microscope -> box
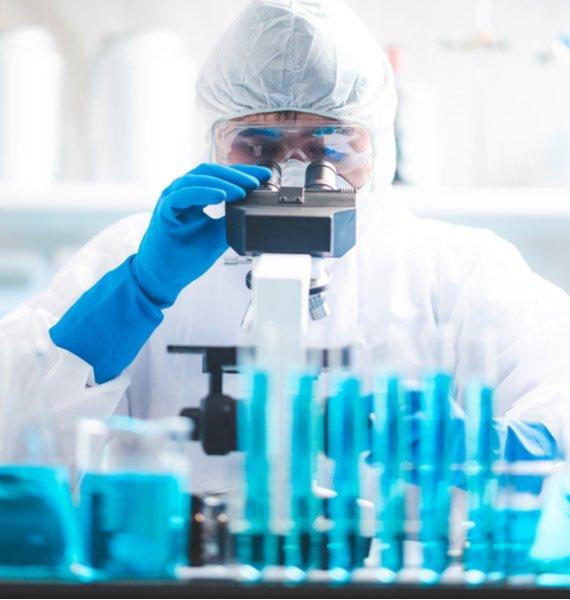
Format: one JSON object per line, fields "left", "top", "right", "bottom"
{"left": 226, "top": 159, "right": 356, "bottom": 325}
{"left": 169, "top": 160, "right": 368, "bottom": 569}
{"left": 169, "top": 163, "right": 518, "bottom": 584}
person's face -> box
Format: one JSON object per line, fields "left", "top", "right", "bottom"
{"left": 214, "top": 111, "right": 373, "bottom": 189}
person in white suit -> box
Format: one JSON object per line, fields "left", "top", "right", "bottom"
{"left": 1, "top": 0, "right": 568, "bottom": 491}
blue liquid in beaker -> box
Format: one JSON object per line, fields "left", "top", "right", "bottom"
{"left": 495, "top": 507, "right": 541, "bottom": 577}
{"left": 531, "top": 471, "right": 570, "bottom": 585}
{"left": 79, "top": 472, "right": 189, "bottom": 578}
{"left": 0, "top": 465, "right": 79, "bottom": 578}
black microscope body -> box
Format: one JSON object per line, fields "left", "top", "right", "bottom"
{"left": 225, "top": 160, "right": 356, "bottom": 258}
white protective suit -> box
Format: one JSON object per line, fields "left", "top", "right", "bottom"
{"left": 2, "top": 0, "right": 570, "bottom": 492}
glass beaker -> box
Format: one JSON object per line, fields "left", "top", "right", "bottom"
{"left": 0, "top": 464, "right": 80, "bottom": 579}
{"left": 529, "top": 464, "right": 570, "bottom": 586}
{"left": 493, "top": 460, "right": 562, "bottom": 582}
{"left": 0, "top": 338, "right": 81, "bottom": 580}
{"left": 76, "top": 416, "right": 192, "bottom": 579}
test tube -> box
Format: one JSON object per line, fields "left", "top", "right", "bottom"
{"left": 370, "top": 371, "right": 406, "bottom": 577}
{"left": 285, "top": 372, "right": 318, "bottom": 576}
{"left": 236, "top": 368, "right": 274, "bottom": 573}
{"left": 407, "top": 327, "right": 454, "bottom": 581}
{"left": 418, "top": 370, "right": 453, "bottom": 581}
{"left": 368, "top": 331, "right": 419, "bottom": 580}
{"left": 326, "top": 354, "right": 367, "bottom": 578}
{"left": 462, "top": 332, "right": 498, "bottom": 583}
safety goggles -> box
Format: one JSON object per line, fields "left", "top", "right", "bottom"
{"left": 213, "top": 119, "right": 372, "bottom": 182}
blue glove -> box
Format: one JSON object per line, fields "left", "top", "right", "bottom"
{"left": 407, "top": 393, "right": 562, "bottom": 487}
{"left": 132, "top": 163, "right": 272, "bottom": 307}
{"left": 50, "top": 163, "right": 271, "bottom": 384}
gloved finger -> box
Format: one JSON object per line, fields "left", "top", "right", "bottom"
{"left": 165, "top": 175, "right": 247, "bottom": 207}
{"left": 164, "top": 187, "right": 229, "bottom": 218}
{"left": 230, "top": 164, "right": 273, "bottom": 182}
{"left": 190, "top": 163, "right": 265, "bottom": 190}
{"left": 186, "top": 212, "right": 228, "bottom": 252}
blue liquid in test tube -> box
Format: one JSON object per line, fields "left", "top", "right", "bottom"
{"left": 371, "top": 374, "right": 406, "bottom": 576}
{"left": 464, "top": 382, "right": 496, "bottom": 582}
{"left": 285, "top": 373, "right": 318, "bottom": 574}
{"left": 418, "top": 371, "right": 452, "bottom": 581}
{"left": 327, "top": 373, "right": 367, "bottom": 577}
{"left": 238, "top": 370, "right": 273, "bottom": 572}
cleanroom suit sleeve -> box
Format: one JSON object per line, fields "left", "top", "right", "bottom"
{"left": 441, "top": 225, "right": 570, "bottom": 457}
{"left": 0, "top": 165, "right": 271, "bottom": 466}
{"left": 0, "top": 214, "right": 149, "bottom": 463}
{"left": 49, "top": 164, "right": 271, "bottom": 385}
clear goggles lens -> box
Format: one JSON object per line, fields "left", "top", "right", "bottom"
{"left": 213, "top": 119, "right": 372, "bottom": 177}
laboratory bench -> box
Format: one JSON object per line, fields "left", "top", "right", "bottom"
{"left": 1, "top": 563, "right": 569, "bottom": 599}
{"left": 1, "top": 579, "right": 570, "bottom": 599}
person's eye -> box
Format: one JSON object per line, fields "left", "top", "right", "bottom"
{"left": 307, "top": 144, "right": 327, "bottom": 161}
{"left": 258, "top": 144, "right": 280, "bottom": 160}
{"left": 234, "top": 138, "right": 281, "bottom": 159}
{"left": 232, "top": 140, "right": 258, "bottom": 157}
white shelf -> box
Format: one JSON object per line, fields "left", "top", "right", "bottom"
{"left": 0, "top": 182, "right": 569, "bottom": 296}
{"left": 393, "top": 185, "right": 570, "bottom": 219}
{"left": 0, "top": 182, "right": 157, "bottom": 212}
{"left": 0, "top": 182, "right": 569, "bottom": 218}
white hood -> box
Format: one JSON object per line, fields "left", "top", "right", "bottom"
{"left": 195, "top": 0, "right": 398, "bottom": 188}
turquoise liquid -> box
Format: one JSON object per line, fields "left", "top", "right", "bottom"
{"left": 495, "top": 508, "right": 541, "bottom": 577}
{"left": 464, "top": 383, "right": 495, "bottom": 579}
{"left": 372, "top": 376, "right": 406, "bottom": 575}
{"left": 531, "top": 471, "right": 570, "bottom": 585}
{"left": 287, "top": 375, "right": 318, "bottom": 572}
{"left": 79, "top": 472, "right": 189, "bottom": 578}
{"left": 237, "top": 371, "right": 271, "bottom": 572}
{"left": 466, "top": 507, "right": 541, "bottom": 580}
{"left": 0, "top": 465, "right": 80, "bottom": 578}
{"left": 418, "top": 374, "right": 452, "bottom": 577}
{"left": 327, "top": 375, "right": 365, "bottom": 574}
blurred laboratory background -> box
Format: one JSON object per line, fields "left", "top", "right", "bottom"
{"left": 0, "top": 0, "right": 569, "bottom": 314}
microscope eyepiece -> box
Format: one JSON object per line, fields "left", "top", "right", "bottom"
{"left": 257, "top": 160, "right": 282, "bottom": 191}
{"left": 304, "top": 160, "right": 337, "bottom": 190}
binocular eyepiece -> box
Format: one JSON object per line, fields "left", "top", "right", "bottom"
{"left": 258, "top": 159, "right": 339, "bottom": 191}
{"left": 225, "top": 157, "right": 355, "bottom": 259}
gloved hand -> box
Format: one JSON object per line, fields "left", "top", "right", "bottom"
{"left": 50, "top": 163, "right": 271, "bottom": 384}
{"left": 406, "top": 392, "right": 562, "bottom": 488}
{"left": 131, "top": 163, "right": 272, "bottom": 307}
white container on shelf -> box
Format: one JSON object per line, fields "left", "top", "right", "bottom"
{"left": 88, "top": 30, "right": 197, "bottom": 185}
{"left": 0, "top": 27, "right": 64, "bottom": 185}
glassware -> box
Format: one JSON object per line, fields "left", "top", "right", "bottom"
{"left": 76, "top": 415, "right": 191, "bottom": 579}
{"left": 495, "top": 461, "right": 563, "bottom": 582}
{"left": 527, "top": 464, "right": 570, "bottom": 586}
{"left": 0, "top": 339, "right": 81, "bottom": 580}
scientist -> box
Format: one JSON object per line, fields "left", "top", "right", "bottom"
{"left": 1, "top": 0, "right": 569, "bottom": 490}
